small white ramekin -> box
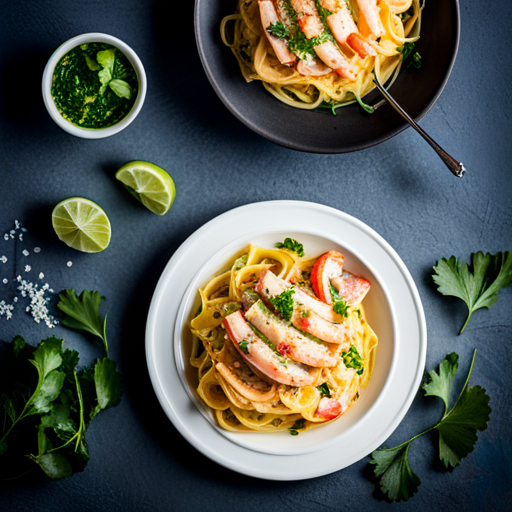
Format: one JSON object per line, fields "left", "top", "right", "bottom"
{"left": 42, "top": 33, "right": 147, "bottom": 139}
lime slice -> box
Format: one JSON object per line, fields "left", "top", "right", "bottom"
{"left": 52, "top": 197, "right": 111, "bottom": 253}
{"left": 115, "top": 161, "right": 176, "bottom": 216}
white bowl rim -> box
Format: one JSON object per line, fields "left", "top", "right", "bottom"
{"left": 41, "top": 32, "right": 147, "bottom": 139}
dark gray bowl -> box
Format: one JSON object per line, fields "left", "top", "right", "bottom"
{"left": 195, "top": 0, "right": 460, "bottom": 153}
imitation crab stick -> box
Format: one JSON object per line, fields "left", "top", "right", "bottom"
{"left": 256, "top": 270, "right": 340, "bottom": 323}
{"left": 316, "top": 397, "right": 343, "bottom": 420}
{"left": 356, "top": 0, "right": 385, "bottom": 38}
{"left": 311, "top": 250, "right": 345, "bottom": 304}
{"left": 331, "top": 271, "right": 371, "bottom": 307}
{"left": 290, "top": 0, "right": 358, "bottom": 80}
{"left": 223, "top": 311, "right": 315, "bottom": 387}
{"left": 321, "top": 0, "right": 377, "bottom": 58}
{"left": 245, "top": 300, "right": 338, "bottom": 367}
{"left": 259, "top": 0, "right": 297, "bottom": 66}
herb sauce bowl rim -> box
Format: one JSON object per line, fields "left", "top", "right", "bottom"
{"left": 41, "top": 32, "right": 147, "bottom": 139}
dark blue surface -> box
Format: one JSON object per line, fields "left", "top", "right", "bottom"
{"left": 1, "top": 0, "right": 511, "bottom": 510}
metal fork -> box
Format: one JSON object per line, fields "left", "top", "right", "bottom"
{"left": 373, "top": 79, "right": 466, "bottom": 178}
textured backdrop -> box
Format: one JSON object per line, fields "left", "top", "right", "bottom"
{"left": 0, "top": 0, "right": 511, "bottom": 511}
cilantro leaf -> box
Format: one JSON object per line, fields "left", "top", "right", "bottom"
{"left": 57, "top": 289, "right": 109, "bottom": 356}
{"left": 91, "top": 358, "right": 122, "bottom": 419}
{"left": 330, "top": 284, "right": 349, "bottom": 317}
{"left": 432, "top": 252, "right": 512, "bottom": 334}
{"left": 276, "top": 238, "right": 305, "bottom": 258}
{"left": 433, "top": 350, "right": 491, "bottom": 468}
{"left": 370, "top": 444, "right": 420, "bottom": 502}
{"left": 422, "top": 352, "right": 459, "bottom": 414}
{"left": 238, "top": 340, "right": 250, "bottom": 355}
{"left": 370, "top": 350, "right": 491, "bottom": 501}
{"left": 270, "top": 289, "right": 295, "bottom": 322}
{"left": 267, "top": 21, "right": 289, "bottom": 39}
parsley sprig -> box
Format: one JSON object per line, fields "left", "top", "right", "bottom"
{"left": 397, "top": 42, "right": 422, "bottom": 69}
{"left": 267, "top": 21, "right": 289, "bottom": 40}
{"left": 275, "top": 237, "right": 305, "bottom": 258}
{"left": 330, "top": 283, "right": 349, "bottom": 317}
{"left": 288, "top": 419, "right": 306, "bottom": 436}
{"left": 270, "top": 289, "right": 296, "bottom": 322}
{"left": 432, "top": 252, "right": 512, "bottom": 334}
{"left": 341, "top": 345, "right": 364, "bottom": 375}
{"left": 370, "top": 351, "right": 491, "bottom": 501}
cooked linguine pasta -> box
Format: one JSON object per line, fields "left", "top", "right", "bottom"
{"left": 220, "top": 0, "right": 423, "bottom": 112}
{"left": 189, "top": 242, "right": 378, "bottom": 434}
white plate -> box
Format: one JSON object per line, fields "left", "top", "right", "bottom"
{"left": 146, "top": 201, "right": 427, "bottom": 480}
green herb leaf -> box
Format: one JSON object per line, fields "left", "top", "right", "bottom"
{"left": 238, "top": 340, "right": 250, "bottom": 355}
{"left": 57, "top": 289, "right": 109, "bottom": 356}
{"left": 109, "top": 79, "right": 132, "bottom": 99}
{"left": 422, "top": 352, "right": 459, "bottom": 415}
{"left": 13, "top": 335, "right": 26, "bottom": 356}
{"left": 432, "top": 252, "right": 512, "bottom": 334}
{"left": 433, "top": 350, "right": 491, "bottom": 468}
{"left": 267, "top": 21, "right": 289, "bottom": 39}
{"left": 91, "top": 358, "right": 123, "bottom": 419}
{"left": 317, "top": 383, "right": 331, "bottom": 398}
{"left": 370, "top": 444, "right": 420, "bottom": 502}
{"left": 84, "top": 54, "right": 100, "bottom": 71}
{"left": 270, "top": 289, "right": 296, "bottom": 322}
{"left": 276, "top": 238, "right": 305, "bottom": 257}
{"left": 397, "top": 43, "right": 422, "bottom": 69}
{"left": 96, "top": 49, "right": 115, "bottom": 70}
{"left": 341, "top": 345, "right": 364, "bottom": 375}
{"left": 288, "top": 419, "right": 306, "bottom": 436}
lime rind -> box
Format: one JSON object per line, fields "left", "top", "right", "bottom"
{"left": 115, "top": 161, "right": 175, "bottom": 216}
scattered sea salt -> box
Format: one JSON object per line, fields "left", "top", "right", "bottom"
{"left": 25, "top": 265, "right": 31, "bottom": 272}
{"left": 0, "top": 300, "right": 14, "bottom": 320}
{"left": 22, "top": 249, "right": 29, "bottom": 257}
{"left": 3, "top": 234, "right": 8, "bottom": 241}
{"left": 34, "top": 247, "right": 41, "bottom": 253}
{"left": 2, "top": 278, "right": 8, "bottom": 284}
{"left": 1, "top": 256, "right": 6, "bottom": 263}
{"left": 17, "top": 276, "right": 58, "bottom": 328}
{"left": 39, "top": 272, "right": 44, "bottom": 279}
{"left": 67, "top": 261, "right": 73, "bottom": 267}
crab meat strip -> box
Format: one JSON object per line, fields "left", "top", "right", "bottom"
{"left": 256, "top": 270, "right": 340, "bottom": 323}
{"left": 291, "top": 306, "right": 350, "bottom": 345}
{"left": 297, "top": 58, "right": 332, "bottom": 76}
{"left": 322, "top": 1, "right": 377, "bottom": 57}
{"left": 311, "top": 250, "right": 345, "bottom": 304}
{"left": 245, "top": 300, "right": 338, "bottom": 367}
{"left": 356, "top": 0, "right": 385, "bottom": 37}
{"left": 259, "top": 0, "right": 297, "bottom": 66}
{"left": 290, "top": 0, "right": 357, "bottom": 80}
{"left": 223, "top": 311, "right": 315, "bottom": 387}
{"left": 331, "top": 271, "right": 371, "bottom": 307}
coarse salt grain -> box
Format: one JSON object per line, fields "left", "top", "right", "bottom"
{"left": 17, "top": 276, "right": 58, "bottom": 328}
{"left": 39, "top": 272, "right": 44, "bottom": 279}
{"left": 0, "top": 300, "right": 14, "bottom": 320}
{"left": 1, "top": 256, "right": 6, "bottom": 263}
{"left": 67, "top": 261, "right": 73, "bottom": 267}
{"left": 34, "top": 247, "right": 41, "bottom": 253}
{"left": 2, "top": 278, "right": 7, "bottom": 284}
{"left": 22, "top": 249, "right": 29, "bottom": 257}
{"left": 25, "top": 265, "right": 31, "bottom": 272}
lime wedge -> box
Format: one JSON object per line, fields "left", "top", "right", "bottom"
{"left": 115, "top": 161, "right": 176, "bottom": 216}
{"left": 52, "top": 197, "right": 111, "bottom": 253}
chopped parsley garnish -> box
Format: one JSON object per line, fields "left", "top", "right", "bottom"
{"left": 397, "top": 42, "right": 422, "bottom": 69}
{"left": 270, "top": 289, "right": 295, "bottom": 322}
{"left": 275, "top": 237, "right": 305, "bottom": 257}
{"left": 288, "top": 419, "right": 306, "bottom": 436}
{"left": 355, "top": 309, "right": 361, "bottom": 318}
{"left": 330, "top": 283, "right": 349, "bottom": 317}
{"left": 317, "top": 383, "right": 331, "bottom": 398}
{"left": 267, "top": 21, "right": 289, "bottom": 40}
{"left": 248, "top": 323, "right": 287, "bottom": 367}
{"left": 432, "top": 252, "right": 512, "bottom": 334}
{"left": 238, "top": 340, "right": 250, "bottom": 354}
{"left": 370, "top": 351, "right": 491, "bottom": 501}
{"left": 301, "top": 309, "right": 311, "bottom": 318}
{"left": 341, "top": 345, "right": 364, "bottom": 375}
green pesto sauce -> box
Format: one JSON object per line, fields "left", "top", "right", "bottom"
{"left": 51, "top": 43, "right": 138, "bottom": 129}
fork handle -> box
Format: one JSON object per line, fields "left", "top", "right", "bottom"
{"left": 373, "top": 80, "right": 466, "bottom": 178}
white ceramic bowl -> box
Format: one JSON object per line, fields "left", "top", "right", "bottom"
{"left": 41, "top": 33, "right": 147, "bottom": 139}
{"left": 146, "top": 201, "right": 427, "bottom": 479}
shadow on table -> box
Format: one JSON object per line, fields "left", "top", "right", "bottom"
{"left": 149, "top": 0, "right": 253, "bottom": 143}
